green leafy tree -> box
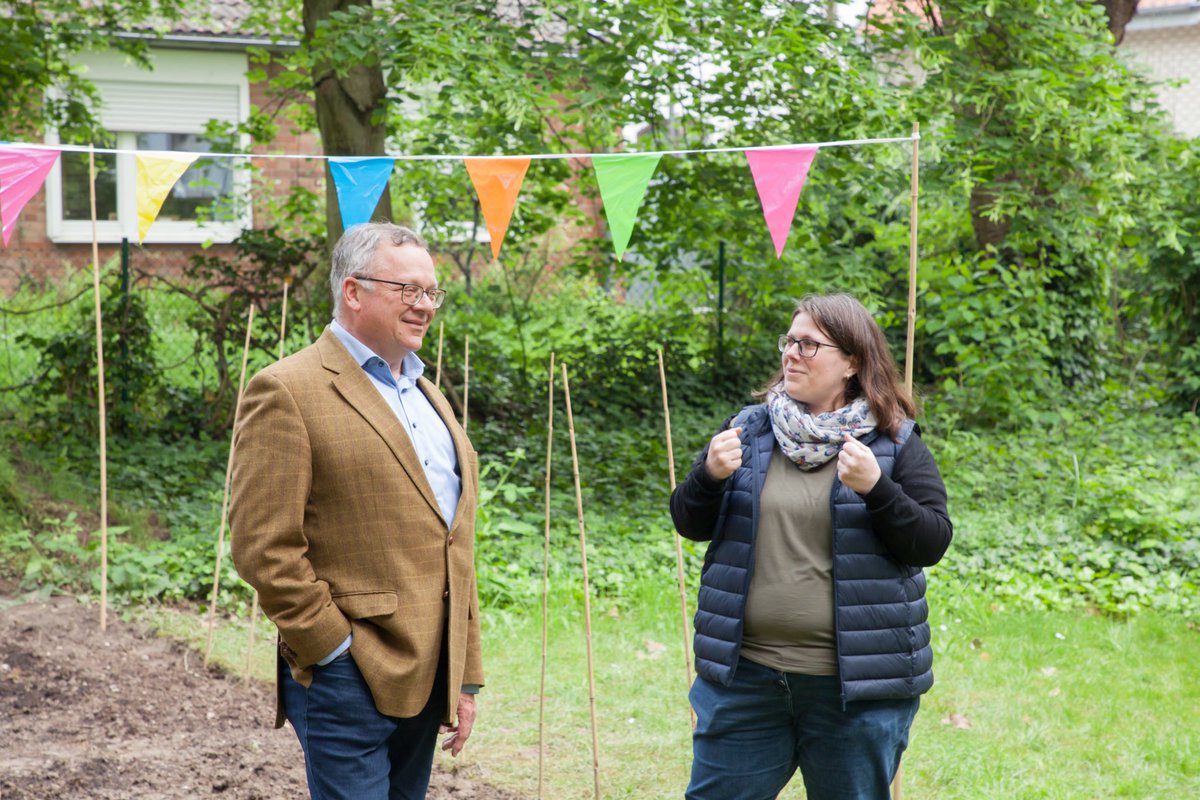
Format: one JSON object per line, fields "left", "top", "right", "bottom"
{"left": 0, "top": 0, "right": 184, "bottom": 140}
{"left": 1115, "top": 136, "right": 1200, "bottom": 414}
{"left": 241, "top": 0, "right": 1195, "bottom": 426}
{"left": 881, "top": 0, "right": 1186, "bottom": 424}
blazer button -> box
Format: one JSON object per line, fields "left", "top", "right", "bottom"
{"left": 443, "top": 590, "right": 449, "bottom": 600}
{"left": 447, "top": 535, "right": 455, "bottom": 545}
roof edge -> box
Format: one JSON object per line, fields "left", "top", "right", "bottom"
{"left": 113, "top": 30, "right": 300, "bottom": 51}
{"left": 1127, "top": 3, "right": 1200, "bottom": 32}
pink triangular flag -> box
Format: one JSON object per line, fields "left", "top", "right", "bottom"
{"left": 745, "top": 147, "right": 818, "bottom": 258}
{"left": 0, "top": 147, "right": 62, "bottom": 246}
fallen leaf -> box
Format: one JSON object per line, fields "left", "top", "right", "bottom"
{"left": 635, "top": 639, "right": 667, "bottom": 660}
{"left": 941, "top": 713, "right": 972, "bottom": 729}
{"left": 979, "top": 651, "right": 991, "bottom": 661}
{"left": 1040, "top": 666, "right": 1057, "bottom": 677}
{"left": 1048, "top": 687, "right": 1062, "bottom": 698}
{"left": 970, "top": 638, "right": 983, "bottom": 649}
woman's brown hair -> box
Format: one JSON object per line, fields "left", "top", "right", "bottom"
{"left": 755, "top": 293, "right": 917, "bottom": 440}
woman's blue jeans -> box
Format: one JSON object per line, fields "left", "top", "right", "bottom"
{"left": 687, "top": 658, "right": 919, "bottom": 800}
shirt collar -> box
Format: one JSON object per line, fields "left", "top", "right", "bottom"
{"left": 330, "top": 319, "right": 426, "bottom": 383}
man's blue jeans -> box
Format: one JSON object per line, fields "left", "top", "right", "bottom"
{"left": 280, "top": 652, "right": 446, "bottom": 800}
{"left": 687, "top": 658, "right": 919, "bottom": 800}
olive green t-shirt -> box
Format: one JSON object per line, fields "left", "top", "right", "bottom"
{"left": 740, "top": 446, "right": 838, "bottom": 676}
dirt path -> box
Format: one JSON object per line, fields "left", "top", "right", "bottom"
{"left": 0, "top": 596, "right": 524, "bottom": 800}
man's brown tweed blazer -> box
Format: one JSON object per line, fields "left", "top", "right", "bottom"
{"left": 230, "top": 328, "right": 482, "bottom": 728}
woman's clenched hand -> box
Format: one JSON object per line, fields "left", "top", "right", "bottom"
{"left": 704, "top": 427, "right": 744, "bottom": 481}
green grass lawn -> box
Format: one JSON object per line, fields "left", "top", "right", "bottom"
{"left": 144, "top": 579, "right": 1200, "bottom": 799}
{"left": 911, "top": 586, "right": 1200, "bottom": 799}
{"left": 449, "top": 581, "right": 1200, "bottom": 799}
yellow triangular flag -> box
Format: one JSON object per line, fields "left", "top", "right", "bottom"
{"left": 135, "top": 153, "right": 198, "bottom": 243}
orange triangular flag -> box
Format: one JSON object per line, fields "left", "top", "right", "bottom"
{"left": 463, "top": 158, "right": 531, "bottom": 259}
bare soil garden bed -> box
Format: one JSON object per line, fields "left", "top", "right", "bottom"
{"left": 0, "top": 595, "right": 522, "bottom": 800}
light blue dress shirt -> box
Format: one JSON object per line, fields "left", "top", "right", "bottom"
{"left": 330, "top": 320, "right": 461, "bottom": 526}
{"left": 319, "top": 320, "right": 463, "bottom": 666}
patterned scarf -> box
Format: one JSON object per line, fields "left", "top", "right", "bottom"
{"left": 767, "top": 385, "right": 877, "bottom": 470}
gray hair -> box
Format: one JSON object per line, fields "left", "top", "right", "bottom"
{"left": 330, "top": 223, "right": 428, "bottom": 317}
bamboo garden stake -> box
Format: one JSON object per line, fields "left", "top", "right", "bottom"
{"left": 244, "top": 277, "right": 291, "bottom": 680}
{"left": 278, "top": 277, "right": 291, "bottom": 357}
{"left": 561, "top": 363, "right": 602, "bottom": 800}
{"left": 658, "top": 349, "right": 696, "bottom": 729}
{"left": 904, "top": 121, "right": 920, "bottom": 396}
{"left": 538, "top": 353, "right": 555, "bottom": 799}
{"left": 894, "top": 121, "right": 922, "bottom": 800}
{"left": 88, "top": 145, "right": 110, "bottom": 631}
{"left": 204, "top": 303, "right": 255, "bottom": 665}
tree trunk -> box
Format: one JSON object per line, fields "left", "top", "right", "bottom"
{"left": 303, "top": 0, "right": 393, "bottom": 247}
{"left": 1098, "top": 0, "right": 1139, "bottom": 45}
{"left": 969, "top": 182, "right": 1012, "bottom": 251}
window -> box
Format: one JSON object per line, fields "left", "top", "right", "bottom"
{"left": 45, "top": 48, "right": 251, "bottom": 244}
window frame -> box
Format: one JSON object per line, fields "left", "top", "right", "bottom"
{"left": 44, "top": 47, "right": 253, "bottom": 245}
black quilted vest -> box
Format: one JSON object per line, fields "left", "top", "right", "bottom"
{"left": 692, "top": 404, "right": 933, "bottom": 704}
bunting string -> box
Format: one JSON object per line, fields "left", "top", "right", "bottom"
{"left": 0, "top": 131, "right": 918, "bottom": 260}
{"left": 1, "top": 134, "right": 916, "bottom": 161}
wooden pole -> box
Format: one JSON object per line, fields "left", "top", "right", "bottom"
{"left": 904, "top": 122, "right": 920, "bottom": 396}
{"left": 538, "top": 353, "right": 555, "bottom": 799}
{"left": 658, "top": 349, "right": 696, "bottom": 729}
{"left": 278, "top": 277, "right": 291, "bottom": 355}
{"left": 894, "top": 122, "right": 921, "bottom": 800}
{"left": 462, "top": 334, "right": 470, "bottom": 432}
{"left": 204, "top": 303, "right": 255, "bottom": 665}
{"left": 244, "top": 277, "right": 291, "bottom": 681}
{"left": 88, "top": 145, "right": 110, "bottom": 632}
{"left": 435, "top": 320, "right": 445, "bottom": 389}
{"left": 561, "top": 363, "right": 601, "bottom": 800}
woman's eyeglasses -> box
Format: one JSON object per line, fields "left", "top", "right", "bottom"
{"left": 778, "top": 335, "right": 842, "bottom": 358}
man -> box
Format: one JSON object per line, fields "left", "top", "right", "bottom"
{"left": 230, "top": 222, "right": 482, "bottom": 800}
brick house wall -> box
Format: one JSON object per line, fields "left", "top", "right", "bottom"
{"left": 1122, "top": 1, "right": 1200, "bottom": 138}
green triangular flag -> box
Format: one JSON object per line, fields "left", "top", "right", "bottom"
{"left": 593, "top": 153, "right": 662, "bottom": 260}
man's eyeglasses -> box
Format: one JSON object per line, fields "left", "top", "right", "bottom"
{"left": 778, "top": 335, "right": 842, "bottom": 358}
{"left": 353, "top": 275, "right": 447, "bottom": 308}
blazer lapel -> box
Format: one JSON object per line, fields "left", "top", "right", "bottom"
{"left": 418, "top": 375, "right": 473, "bottom": 531}
{"left": 318, "top": 330, "right": 443, "bottom": 523}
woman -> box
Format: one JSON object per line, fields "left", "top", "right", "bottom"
{"left": 671, "top": 293, "right": 953, "bottom": 800}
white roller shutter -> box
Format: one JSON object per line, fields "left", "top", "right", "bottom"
{"left": 94, "top": 80, "right": 241, "bottom": 132}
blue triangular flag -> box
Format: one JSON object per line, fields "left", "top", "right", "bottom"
{"left": 329, "top": 157, "right": 395, "bottom": 231}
